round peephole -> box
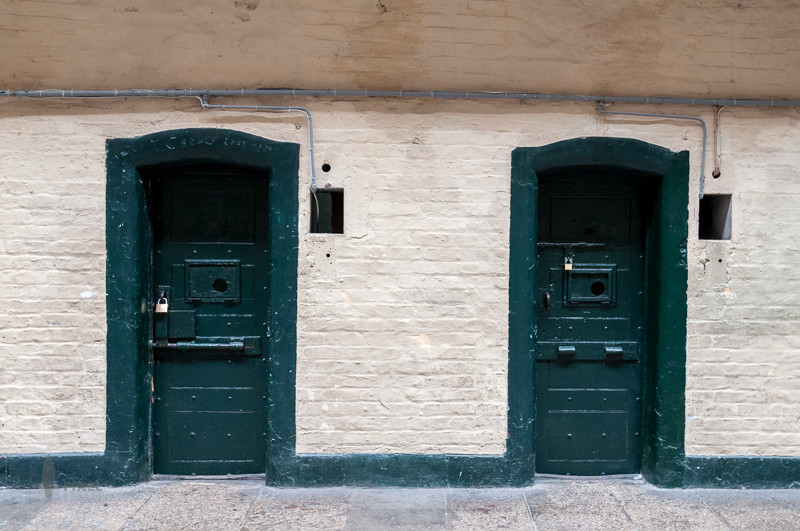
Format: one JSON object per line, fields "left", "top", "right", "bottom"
{"left": 591, "top": 281, "right": 606, "bottom": 296}
{"left": 213, "top": 278, "right": 228, "bottom": 292}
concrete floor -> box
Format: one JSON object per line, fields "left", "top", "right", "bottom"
{"left": 1, "top": 476, "right": 799, "bottom": 530}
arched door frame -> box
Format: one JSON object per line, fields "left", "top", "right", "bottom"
{"left": 105, "top": 128, "right": 300, "bottom": 483}
{"left": 509, "top": 137, "right": 689, "bottom": 486}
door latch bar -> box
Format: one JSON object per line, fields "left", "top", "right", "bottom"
{"left": 149, "top": 336, "right": 260, "bottom": 355}
{"left": 151, "top": 340, "right": 245, "bottom": 351}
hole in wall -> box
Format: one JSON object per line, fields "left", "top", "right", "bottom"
{"left": 212, "top": 278, "right": 229, "bottom": 292}
{"left": 321, "top": 163, "right": 332, "bottom": 173}
{"left": 311, "top": 189, "right": 344, "bottom": 234}
{"left": 699, "top": 194, "right": 732, "bottom": 240}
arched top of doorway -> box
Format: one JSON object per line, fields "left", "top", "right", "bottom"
{"left": 513, "top": 136, "right": 686, "bottom": 179}
{"left": 107, "top": 127, "right": 299, "bottom": 172}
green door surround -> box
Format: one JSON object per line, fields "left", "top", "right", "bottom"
{"left": 510, "top": 137, "right": 690, "bottom": 486}
{"left": 4, "top": 131, "right": 798, "bottom": 489}
{"left": 103, "top": 128, "right": 301, "bottom": 485}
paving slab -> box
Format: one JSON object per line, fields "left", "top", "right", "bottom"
{"left": 525, "top": 479, "right": 634, "bottom": 530}
{"left": 0, "top": 489, "right": 51, "bottom": 530}
{"left": 345, "top": 488, "right": 447, "bottom": 531}
{"left": 700, "top": 490, "right": 800, "bottom": 530}
{"left": 607, "top": 481, "right": 728, "bottom": 531}
{"left": 764, "top": 489, "right": 800, "bottom": 515}
{"left": 446, "top": 489, "right": 533, "bottom": 530}
{"left": 4, "top": 477, "right": 800, "bottom": 531}
{"left": 123, "top": 480, "right": 261, "bottom": 531}
{"left": 243, "top": 488, "right": 349, "bottom": 531}
{"left": 19, "top": 484, "right": 162, "bottom": 531}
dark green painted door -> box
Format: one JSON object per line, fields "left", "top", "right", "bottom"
{"left": 536, "top": 174, "right": 648, "bottom": 475}
{"left": 149, "top": 163, "right": 269, "bottom": 475}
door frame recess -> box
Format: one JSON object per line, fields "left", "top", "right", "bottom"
{"left": 105, "top": 128, "right": 299, "bottom": 484}
{"left": 510, "top": 137, "right": 690, "bottom": 487}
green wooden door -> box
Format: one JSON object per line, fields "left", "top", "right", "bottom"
{"left": 536, "top": 174, "right": 648, "bottom": 475}
{"left": 149, "top": 163, "right": 269, "bottom": 475}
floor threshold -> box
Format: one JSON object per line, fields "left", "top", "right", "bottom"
{"left": 535, "top": 473, "right": 644, "bottom": 481}
{"left": 151, "top": 474, "right": 266, "bottom": 481}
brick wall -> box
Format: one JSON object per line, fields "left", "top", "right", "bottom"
{"left": 0, "top": 98, "right": 798, "bottom": 456}
{"left": 0, "top": 119, "right": 108, "bottom": 452}
{"left": 684, "top": 108, "right": 800, "bottom": 455}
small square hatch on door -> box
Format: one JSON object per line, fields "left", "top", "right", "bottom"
{"left": 564, "top": 264, "right": 616, "bottom": 305}
{"left": 185, "top": 260, "right": 241, "bottom": 303}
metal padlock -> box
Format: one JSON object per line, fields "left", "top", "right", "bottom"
{"left": 155, "top": 297, "right": 169, "bottom": 313}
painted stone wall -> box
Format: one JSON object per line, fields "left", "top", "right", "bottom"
{"left": 1, "top": 1, "right": 798, "bottom": 100}
{"left": 0, "top": 98, "right": 798, "bottom": 457}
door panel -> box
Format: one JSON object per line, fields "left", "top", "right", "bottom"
{"left": 149, "top": 164, "right": 269, "bottom": 475}
{"left": 536, "top": 176, "right": 646, "bottom": 475}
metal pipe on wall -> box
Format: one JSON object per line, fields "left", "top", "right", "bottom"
{"left": 597, "top": 103, "right": 709, "bottom": 198}
{"left": 199, "top": 95, "right": 318, "bottom": 191}
{"left": 3, "top": 88, "right": 800, "bottom": 107}
{"left": 3, "top": 87, "right": 800, "bottom": 199}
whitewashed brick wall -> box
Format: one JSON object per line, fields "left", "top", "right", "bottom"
{"left": 685, "top": 108, "right": 800, "bottom": 455}
{"left": 0, "top": 98, "right": 798, "bottom": 456}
